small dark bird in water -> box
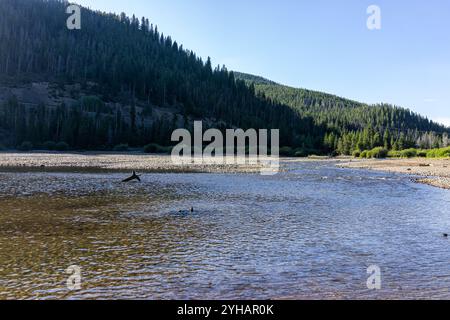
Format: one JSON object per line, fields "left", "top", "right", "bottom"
{"left": 190, "top": 207, "right": 194, "bottom": 212}
{"left": 444, "top": 233, "right": 448, "bottom": 238}
{"left": 122, "top": 171, "right": 141, "bottom": 183}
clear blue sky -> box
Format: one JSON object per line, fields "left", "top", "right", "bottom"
{"left": 74, "top": 0, "right": 450, "bottom": 126}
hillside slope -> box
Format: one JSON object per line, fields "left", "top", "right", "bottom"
{"left": 0, "top": 0, "right": 447, "bottom": 155}
{"left": 235, "top": 72, "right": 449, "bottom": 154}
{"left": 0, "top": 0, "right": 322, "bottom": 150}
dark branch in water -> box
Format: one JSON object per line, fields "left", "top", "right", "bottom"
{"left": 122, "top": 171, "right": 141, "bottom": 183}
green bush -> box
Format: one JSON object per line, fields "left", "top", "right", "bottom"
{"left": 400, "top": 148, "right": 417, "bottom": 158}
{"left": 17, "top": 141, "right": 33, "bottom": 151}
{"left": 352, "top": 150, "right": 361, "bottom": 158}
{"left": 426, "top": 149, "right": 439, "bottom": 158}
{"left": 427, "top": 146, "right": 450, "bottom": 158}
{"left": 417, "top": 150, "right": 428, "bottom": 157}
{"left": 388, "top": 150, "right": 401, "bottom": 158}
{"left": 55, "top": 141, "right": 69, "bottom": 151}
{"left": 42, "top": 141, "right": 56, "bottom": 150}
{"left": 113, "top": 144, "right": 129, "bottom": 152}
{"left": 388, "top": 149, "right": 418, "bottom": 158}
{"left": 143, "top": 143, "right": 171, "bottom": 154}
{"left": 368, "top": 147, "right": 388, "bottom": 159}
{"left": 438, "top": 146, "right": 450, "bottom": 157}
{"left": 359, "top": 147, "right": 388, "bottom": 159}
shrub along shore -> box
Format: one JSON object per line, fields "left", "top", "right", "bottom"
{"left": 3, "top": 140, "right": 450, "bottom": 161}
{"left": 353, "top": 146, "right": 450, "bottom": 159}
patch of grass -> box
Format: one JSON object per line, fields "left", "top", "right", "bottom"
{"left": 368, "top": 147, "right": 388, "bottom": 159}
{"left": 387, "top": 150, "right": 401, "bottom": 158}
{"left": 387, "top": 148, "right": 417, "bottom": 158}
{"left": 360, "top": 147, "right": 388, "bottom": 159}
{"left": 427, "top": 146, "right": 450, "bottom": 158}
{"left": 400, "top": 148, "right": 417, "bottom": 158}
{"left": 439, "top": 147, "right": 450, "bottom": 157}
{"left": 386, "top": 147, "right": 449, "bottom": 158}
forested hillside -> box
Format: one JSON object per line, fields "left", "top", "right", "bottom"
{"left": 0, "top": 0, "right": 323, "bottom": 150}
{"left": 235, "top": 73, "right": 450, "bottom": 155}
{"left": 0, "top": 0, "right": 448, "bottom": 155}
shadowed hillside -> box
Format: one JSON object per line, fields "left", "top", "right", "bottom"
{"left": 0, "top": 0, "right": 323, "bottom": 150}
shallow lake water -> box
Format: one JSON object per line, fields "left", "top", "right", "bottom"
{"left": 1, "top": 161, "right": 450, "bottom": 299}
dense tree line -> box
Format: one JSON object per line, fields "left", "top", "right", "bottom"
{"left": 0, "top": 0, "right": 323, "bottom": 150}
{"left": 235, "top": 73, "right": 450, "bottom": 155}
{"left": 0, "top": 0, "right": 447, "bottom": 154}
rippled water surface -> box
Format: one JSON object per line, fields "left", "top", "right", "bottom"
{"left": 1, "top": 161, "right": 450, "bottom": 299}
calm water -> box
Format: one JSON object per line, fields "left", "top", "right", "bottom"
{"left": 1, "top": 161, "right": 450, "bottom": 300}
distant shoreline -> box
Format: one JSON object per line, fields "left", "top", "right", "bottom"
{"left": 0, "top": 152, "right": 266, "bottom": 174}
{"left": 339, "top": 158, "right": 450, "bottom": 190}
{"left": 1, "top": 152, "right": 449, "bottom": 190}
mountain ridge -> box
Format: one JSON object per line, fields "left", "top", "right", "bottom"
{"left": 235, "top": 71, "right": 444, "bottom": 117}
{"left": 234, "top": 72, "right": 364, "bottom": 107}
{"left": 234, "top": 72, "right": 449, "bottom": 154}
{"left": 0, "top": 0, "right": 448, "bottom": 155}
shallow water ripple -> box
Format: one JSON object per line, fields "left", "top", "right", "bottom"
{"left": 1, "top": 161, "right": 450, "bottom": 299}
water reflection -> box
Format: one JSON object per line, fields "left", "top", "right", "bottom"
{"left": 0, "top": 162, "right": 450, "bottom": 299}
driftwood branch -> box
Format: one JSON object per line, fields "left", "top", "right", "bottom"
{"left": 122, "top": 171, "right": 141, "bottom": 182}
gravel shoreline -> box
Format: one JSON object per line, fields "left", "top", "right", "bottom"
{"left": 2, "top": 153, "right": 449, "bottom": 189}
{"left": 0, "top": 152, "right": 270, "bottom": 174}
{"left": 339, "top": 158, "right": 450, "bottom": 190}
